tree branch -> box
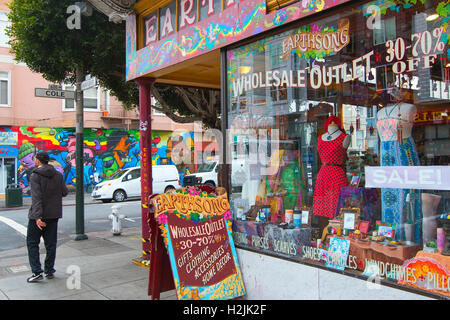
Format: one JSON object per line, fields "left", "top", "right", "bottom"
{"left": 151, "top": 85, "right": 203, "bottom": 123}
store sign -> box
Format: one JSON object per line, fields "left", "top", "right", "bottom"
{"left": 144, "top": 0, "right": 235, "bottom": 45}
{"left": 385, "top": 27, "right": 445, "bottom": 75}
{"left": 231, "top": 50, "right": 373, "bottom": 97}
{"left": 0, "top": 132, "right": 18, "bottom": 145}
{"left": 399, "top": 257, "right": 450, "bottom": 295}
{"left": 282, "top": 18, "right": 350, "bottom": 54}
{"left": 414, "top": 109, "right": 449, "bottom": 125}
{"left": 364, "top": 166, "right": 450, "bottom": 190}
{"left": 128, "top": 0, "right": 353, "bottom": 80}
{"left": 152, "top": 187, "right": 245, "bottom": 300}
{"left": 0, "top": 146, "right": 17, "bottom": 156}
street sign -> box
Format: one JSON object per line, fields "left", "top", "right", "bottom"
{"left": 34, "top": 88, "right": 76, "bottom": 99}
{"left": 81, "top": 76, "right": 98, "bottom": 91}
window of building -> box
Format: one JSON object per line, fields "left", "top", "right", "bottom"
{"left": 103, "top": 89, "right": 110, "bottom": 111}
{"left": 62, "top": 85, "right": 100, "bottom": 111}
{"left": 226, "top": 0, "right": 450, "bottom": 299}
{"left": 374, "top": 17, "right": 396, "bottom": 45}
{"left": 0, "top": 12, "right": 10, "bottom": 48}
{"left": 0, "top": 71, "right": 10, "bottom": 106}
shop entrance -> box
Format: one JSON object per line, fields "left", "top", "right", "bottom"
{"left": 0, "top": 158, "right": 17, "bottom": 193}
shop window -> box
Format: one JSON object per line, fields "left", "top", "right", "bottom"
{"left": 227, "top": 0, "right": 450, "bottom": 299}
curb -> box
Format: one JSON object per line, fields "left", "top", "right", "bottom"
{"left": 0, "top": 200, "right": 100, "bottom": 211}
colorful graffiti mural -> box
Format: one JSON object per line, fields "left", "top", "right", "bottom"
{"left": 0, "top": 126, "right": 195, "bottom": 193}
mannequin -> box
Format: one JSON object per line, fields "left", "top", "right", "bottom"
{"left": 323, "top": 120, "right": 351, "bottom": 148}
{"left": 376, "top": 87, "right": 421, "bottom": 243}
{"left": 313, "top": 116, "right": 349, "bottom": 232}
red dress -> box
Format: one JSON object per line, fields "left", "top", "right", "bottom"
{"left": 312, "top": 133, "right": 348, "bottom": 218}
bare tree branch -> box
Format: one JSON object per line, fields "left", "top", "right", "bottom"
{"left": 151, "top": 85, "right": 203, "bottom": 123}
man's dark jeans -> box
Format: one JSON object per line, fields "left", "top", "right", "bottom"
{"left": 27, "top": 219, "right": 58, "bottom": 275}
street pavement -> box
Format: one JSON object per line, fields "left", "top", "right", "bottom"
{"left": 0, "top": 193, "right": 177, "bottom": 300}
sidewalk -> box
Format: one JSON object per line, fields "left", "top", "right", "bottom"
{"left": 0, "top": 227, "right": 177, "bottom": 300}
{"left": 0, "top": 192, "right": 98, "bottom": 211}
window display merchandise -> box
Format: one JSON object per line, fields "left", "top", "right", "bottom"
{"left": 227, "top": 0, "right": 450, "bottom": 298}
{"left": 312, "top": 115, "right": 350, "bottom": 231}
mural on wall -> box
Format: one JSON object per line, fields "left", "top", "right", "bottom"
{"left": 151, "top": 130, "right": 195, "bottom": 183}
{"left": 0, "top": 126, "right": 195, "bottom": 193}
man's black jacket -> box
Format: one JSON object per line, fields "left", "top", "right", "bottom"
{"left": 28, "top": 164, "right": 68, "bottom": 220}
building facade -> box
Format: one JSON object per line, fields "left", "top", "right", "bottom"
{"left": 0, "top": 0, "right": 200, "bottom": 195}
{"left": 122, "top": 0, "right": 450, "bottom": 299}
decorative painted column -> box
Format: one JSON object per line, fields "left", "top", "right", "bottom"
{"left": 135, "top": 77, "right": 154, "bottom": 261}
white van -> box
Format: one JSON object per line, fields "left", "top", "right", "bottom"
{"left": 182, "top": 161, "right": 218, "bottom": 187}
{"left": 91, "top": 165, "right": 180, "bottom": 202}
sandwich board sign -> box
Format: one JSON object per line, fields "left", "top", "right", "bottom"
{"left": 152, "top": 186, "right": 246, "bottom": 300}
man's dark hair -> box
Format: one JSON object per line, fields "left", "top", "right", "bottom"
{"left": 35, "top": 151, "right": 50, "bottom": 164}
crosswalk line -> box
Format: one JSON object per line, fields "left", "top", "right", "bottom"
{"left": 0, "top": 216, "right": 27, "bottom": 237}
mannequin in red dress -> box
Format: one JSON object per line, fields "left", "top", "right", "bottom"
{"left": 312, "top": 116, "right": 350, "bottom": 232}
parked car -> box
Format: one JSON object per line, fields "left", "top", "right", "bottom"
{"left": 91, "top": 165, "right": 180, "bottom": 202}
{"left": 183, "top": 161, "right": 218, "bottom": 187}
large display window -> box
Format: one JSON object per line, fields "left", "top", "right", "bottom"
{"left": 226, "top": 0, "right": 450, "bottom": 298}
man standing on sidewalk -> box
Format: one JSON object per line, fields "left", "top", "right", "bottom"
{"left": 26, "top": 151, "right": 68, "bottom": 283}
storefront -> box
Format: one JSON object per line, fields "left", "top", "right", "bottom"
{"left": 128, "top": 0, "right": 450, "bottom": 299}
{"left": 226, "top": 0, "right": 450, "bottom": 299}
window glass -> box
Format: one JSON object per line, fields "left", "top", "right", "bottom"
{"left": 0, "top": 71, "right": 9, "bottom": 105}
{"left": 159, "top": 1, "right": 176, "bottom": 39}
{"left": 64, "top": 85, "right": 99, "bottom": 110}
{"left": 0, "top": 12, "right": 10, "bottom": 47}
{"left": 199, "top": 0, "right": 222, "bottom": 21}
{"left": 0, "top": 79, "right": 8, "bottom": 105}
{"left": 227, "top": 0, "right": 450, "bottom": 298}
{"left": 178, "top": 0, "right": 197, "bottom": 30}
{"left": 124, "top": 169, "right": 140, "bottom": 181}
{"left": 197, "top": 162, "right": 217, "bottom": 172}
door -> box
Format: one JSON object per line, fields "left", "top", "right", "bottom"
{"left": 0, "top": 158, "right": 16, "bottom": 193}
{"left": 120, "top": 168, "right": 141, "bottom": 197}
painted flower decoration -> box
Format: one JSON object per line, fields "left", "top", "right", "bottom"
{"left": 157, "top": 213, "right": 168, "bottom": 225}
{"left": 224, "top": 210, "right": 232, "bottom": 220}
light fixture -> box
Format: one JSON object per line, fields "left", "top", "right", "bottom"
{"left": 426, "top": 13, "right": 439, "bottom": 21}
{"left": 425, "top": 0, "right": 439, "bottom": 21}
{"left": 240, "top": 66, "right": 251, "bottom": 74}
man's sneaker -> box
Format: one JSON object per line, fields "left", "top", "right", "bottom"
{"left": 27, "top": 273, "right": 43, "bottom": 283}
{"left": 45, "top": 273, "right": 54, "bottom": 279}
